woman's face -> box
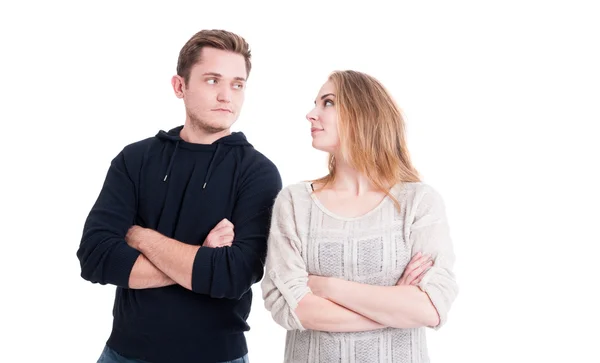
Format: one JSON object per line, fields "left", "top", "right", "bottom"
{"left": 306, "top": 80, "right": 340, "bottom": 153}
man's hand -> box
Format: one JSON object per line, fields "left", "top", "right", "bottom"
{"left": 125, "top": 225, "right": 155, "bottom": 250}
{"left": 203, "top": 218, "right": 235, "bottom": 248}
{"left": 396, "top": 252, "right": 433, "bottom": 286}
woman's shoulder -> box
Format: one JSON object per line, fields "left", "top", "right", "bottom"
{"left": 277, "top": 181, "right": 312, "bottom": 198}
{"left": 393, "top": 181, "right": 444, "bottom": 201}
{"left": 273, "top": 181, "right": 313, "bottom": 208}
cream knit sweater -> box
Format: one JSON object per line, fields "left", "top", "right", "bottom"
{"left": 261, "top": 181, "right": 458, "bottom": 363}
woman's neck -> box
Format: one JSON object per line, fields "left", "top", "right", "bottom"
{"left": 322, "top": 158, "right": 376, "bottom": 196}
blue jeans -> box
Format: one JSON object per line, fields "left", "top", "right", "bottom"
{"left": 97, "top": 345, "right": 249, "bottom": 363}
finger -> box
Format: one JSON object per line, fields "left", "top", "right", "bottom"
{"left": 214, "top": 224, "right": 235, "bottom": 235}
{"left": 219, "top": 234, "right": 234, "bottom": 244}
{"left": 206, "top": 238, "right": 231, "bottom": 247}
{"left": 410, "top": 259, "right": 433, "bottom": 276}
{"left": 408, "top": 252, "right": 429, "bottom": 267}
{"left": 206, "top": 231, "right": 218, "bottom": 242}
{"left": 409, "top": 252, "right": 422, "bottom": 263}
{"left": 404, "top": 261, "right": 429, "bottom": 285}
{"left": 413, "top": 262, "right": 434, "bottom": 284}
{"left": 206, "top": 231, "right": 226, "bottom": 245}
{"left": 400, "top": 253, "right": 428, "bottom": 280}
{"left": 208, "top": 228, "right": 234, "bottom": 243}
{"left": 411, "top": 255, "right": 432, "bottom": 273}
{"left": 219, "top": 218, "right": 234, "bottom": 228}
{"left": 210, "top": 233, "right": 233, "bottom": 245}
{"left": 220, "top": 226, "right": 234, "bottom": 235}
{"left": 211, "top": 219, "right": 230, "bottom": 231}
{"left": 414, "top": 253, "right": 431, "bottom": 266}
{"left": 211, "top": 230, "right": 234, "bottom": 242}
{"left": 412, "top": 273, "right": 425, "bottom": 285}
{"left": 408, "top": 260, "right": 434, "bottom": 281}
{"left": 125, "top": 225, "right": 137, "bottom": 237}
{"left": 404, "top": 254, "right": 430, "bottom": 276}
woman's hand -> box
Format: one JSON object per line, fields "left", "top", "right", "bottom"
{"left": 396, "top": 252, "right": 433, "bottom": 286}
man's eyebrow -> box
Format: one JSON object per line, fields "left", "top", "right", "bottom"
{"left": 202, "top": 72, "right": 246, "bottom": 82}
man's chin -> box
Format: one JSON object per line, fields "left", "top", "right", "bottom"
{"left": 207, "top": 122, "right": 233, "bottom": 133}
{"left": 191, "top": 120, "right": 234, "bottom": 134}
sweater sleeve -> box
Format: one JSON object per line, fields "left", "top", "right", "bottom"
{"left": 191, "top": 160, "right": 282, "bottom": 299}
{"left": 411, "top": 186, "right": 459, "bottom": 330}
{"left": 260, "top": 188, "right": 311, "bottom": 331}
{"left": 76, "top": 149, "right": 142, "bottom": 288}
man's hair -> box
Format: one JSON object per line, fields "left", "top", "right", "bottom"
{"left": 176, "top": 29, "right": 251, "bottom": 84}
{"left": 313, "top": 70, "right": 420, "bottom": 210}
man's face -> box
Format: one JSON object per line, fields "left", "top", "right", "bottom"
{"left": 174, "top": 47, "right": 247, "bottom": 133}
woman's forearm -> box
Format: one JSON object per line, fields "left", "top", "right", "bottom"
{"left": 295, "top": 293, "right": 386, "bottom": 332}
{"left": 321, "top": 278, "right": 440, "bottom": 329}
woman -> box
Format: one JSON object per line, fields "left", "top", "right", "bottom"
{"left": 261, "top": 70, "right": 458, "bottom": 362}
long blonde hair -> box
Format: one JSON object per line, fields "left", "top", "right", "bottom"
{"left": 312, "top": 70, "right": 420, "bottom": 210}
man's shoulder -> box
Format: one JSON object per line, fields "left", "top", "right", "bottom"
{"left": 240, "top": 146, "right": 277, "bottom": 168}
{"left": 119, "top": 135, "right": 168, "bottom": 165}
{"left": 121, "top": 136, "right": 160, "bottom": 157}
{"left": 238, "top": 146, "right": 281, "bottom": 182}
{"left": 234, "top": 148, "right": 282, "bottom": 204}
{"left": 112, "top": 136, "right": 163, "bottom": 174}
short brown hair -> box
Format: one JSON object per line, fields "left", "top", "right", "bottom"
{"left": 176, "top": 29, "right": 251, "bottom": 84}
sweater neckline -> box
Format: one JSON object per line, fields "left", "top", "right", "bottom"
{"left": 304, "top": 182, "right": 396, "bottom": 221}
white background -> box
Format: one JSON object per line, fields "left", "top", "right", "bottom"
{"left": 1, "top": 1, "right": 599, "bottom": 362}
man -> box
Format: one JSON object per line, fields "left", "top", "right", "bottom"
{"left": 77, "top": 29, "right": 282, "bottom": 363}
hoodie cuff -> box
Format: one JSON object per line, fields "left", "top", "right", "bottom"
{"left": 191, "top": 246, "right": 214, "bottom": 295}
{"left": 107, "top": 243, "right": 141, "bottom": 288}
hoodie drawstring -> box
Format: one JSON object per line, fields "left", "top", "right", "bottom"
{"left": 158, "top": 128, "right": 246, "bottom": 186}
{"left": 202, "top": 144, "right": 221, "bottom": 189}
{"left": 163, "top": 141, "right": 180, "bottom": 182}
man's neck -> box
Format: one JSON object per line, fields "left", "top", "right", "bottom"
{"left": 180, "top": 124, "right": 231, "bottom": 145}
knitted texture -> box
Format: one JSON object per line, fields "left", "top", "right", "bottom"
{"left": 261, "top": 182, "right": 458, "bottom": 363}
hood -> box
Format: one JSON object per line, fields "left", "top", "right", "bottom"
{"left": 155, "top": 125, "right": 251, "bottom": 187}
{"left": 156, "top": 125, "right": 250, "bottom": 146}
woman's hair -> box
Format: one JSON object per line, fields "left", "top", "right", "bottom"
{"left": 312, "top": 70, "right": 420, "bottom": 210}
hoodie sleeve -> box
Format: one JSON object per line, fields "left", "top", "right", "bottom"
{"left": 76, "top": 147, "right": 142, "bottom": 288}
{"left": 191, "top": 158, "right": 282, "bottom": 299}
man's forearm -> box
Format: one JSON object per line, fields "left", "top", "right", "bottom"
{"left": 128, "top": 254, "right": 176, "bottom": 289}
{"left": 323, "top": 278, "right": 440, "bottom": 329}
{"left": 295, "top": 293, "right": 386, "bottom": 332}
{"left": 137, "top": 232, "right": 199, "bottom": 291}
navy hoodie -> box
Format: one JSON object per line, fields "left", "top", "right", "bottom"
{"left": 77, "top": 126, "right": 282, "bottom": 363}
